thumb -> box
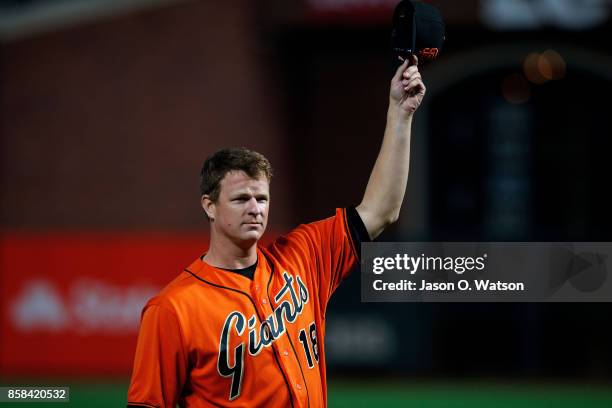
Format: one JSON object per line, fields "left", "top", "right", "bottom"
{"left": 392, "top": 57, "right": 409, "bottom": 82}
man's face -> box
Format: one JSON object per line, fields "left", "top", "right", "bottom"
{"left": 203, "top": 170, "right": 270, "bottom": 248}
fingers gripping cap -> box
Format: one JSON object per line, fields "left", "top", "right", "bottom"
{"left": 390, "top": 0, "right": 445, "bottom": 71}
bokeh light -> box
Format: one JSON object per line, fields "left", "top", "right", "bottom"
{"left": 539, "top": 49, "right": 566, "bottom": 80}
{"left": 523, "top": 52, "right": 548, "bottom": 84}
{"left": 523, "top": 50, "right": 566, "bottom": 84}
{"left": 502, "top": 73, "right": 531, "bottom": 104}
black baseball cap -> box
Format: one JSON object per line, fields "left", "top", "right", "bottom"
{"left": 390, "top": 0, "right": 445, "bottom": 71}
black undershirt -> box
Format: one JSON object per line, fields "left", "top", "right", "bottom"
{"left": 220, "top": 260, "right": 258, "bottom": 280}
{"left": 220, "top": 207, "right": 370, "bottom": 281}
{"left": 345, "top": 206, "right": 371, "bottom": 259}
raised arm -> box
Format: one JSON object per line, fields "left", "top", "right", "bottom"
{"left": 356, "top": 56, "right": 426, "bottom": 240}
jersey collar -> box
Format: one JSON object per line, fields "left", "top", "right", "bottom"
{"left": 186, "top": 247, "right": 271, "bottom": 295}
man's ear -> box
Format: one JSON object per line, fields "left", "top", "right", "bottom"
{"left": 201, "top": 195, "right": 215, "bottom": 221}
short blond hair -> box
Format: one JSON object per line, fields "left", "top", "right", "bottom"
{"left": 200, "top": 148, "right": 273, "bottom": 202}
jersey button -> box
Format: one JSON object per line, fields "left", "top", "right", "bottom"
{"left": 262, "top": 298, "right": 267, "bottom": 305}
{"left": 296, "top": 383, "right": 302, "bottom": 391}
{"left": 283, "top": 350, "right": 289, "bottom": 356}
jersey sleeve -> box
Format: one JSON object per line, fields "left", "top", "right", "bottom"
{"left": 127, "top": 302, "right": 188, "bottom": 408}
{"left": 270, "top": 208, "right": 368, "bottom": 312}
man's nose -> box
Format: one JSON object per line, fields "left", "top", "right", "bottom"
{"left": 246, "top": 197, "right": 261, "bottom": 214}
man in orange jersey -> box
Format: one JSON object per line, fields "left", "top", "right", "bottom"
{"left": 127, "top": 56, "right": 425, "bottom": 408}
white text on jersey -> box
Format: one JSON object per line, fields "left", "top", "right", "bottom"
{"left": 217, "top": 272, "right": 309, "bottom": 400}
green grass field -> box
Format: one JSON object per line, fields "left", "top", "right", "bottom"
{"left": 2, "top": 379, "right": 612, "bottom": 407}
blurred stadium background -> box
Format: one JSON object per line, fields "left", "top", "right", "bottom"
{"left": 1, "top": 0, "right": 612, "bottom": 406}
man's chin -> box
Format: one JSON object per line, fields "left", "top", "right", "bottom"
{"left": 240, "top": 230, "right": 264, "bottom": 243}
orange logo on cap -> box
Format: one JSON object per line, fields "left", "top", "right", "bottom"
{"left": 418, "top": 48, "right": 439, "bottom": 60}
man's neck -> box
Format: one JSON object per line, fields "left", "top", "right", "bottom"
{"left": 202, "top": 238, "right": 258, "bottom": 269}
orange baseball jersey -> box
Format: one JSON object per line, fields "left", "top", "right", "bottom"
{"left": 127, "top": 208, "right": 368, "bottom": 408}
